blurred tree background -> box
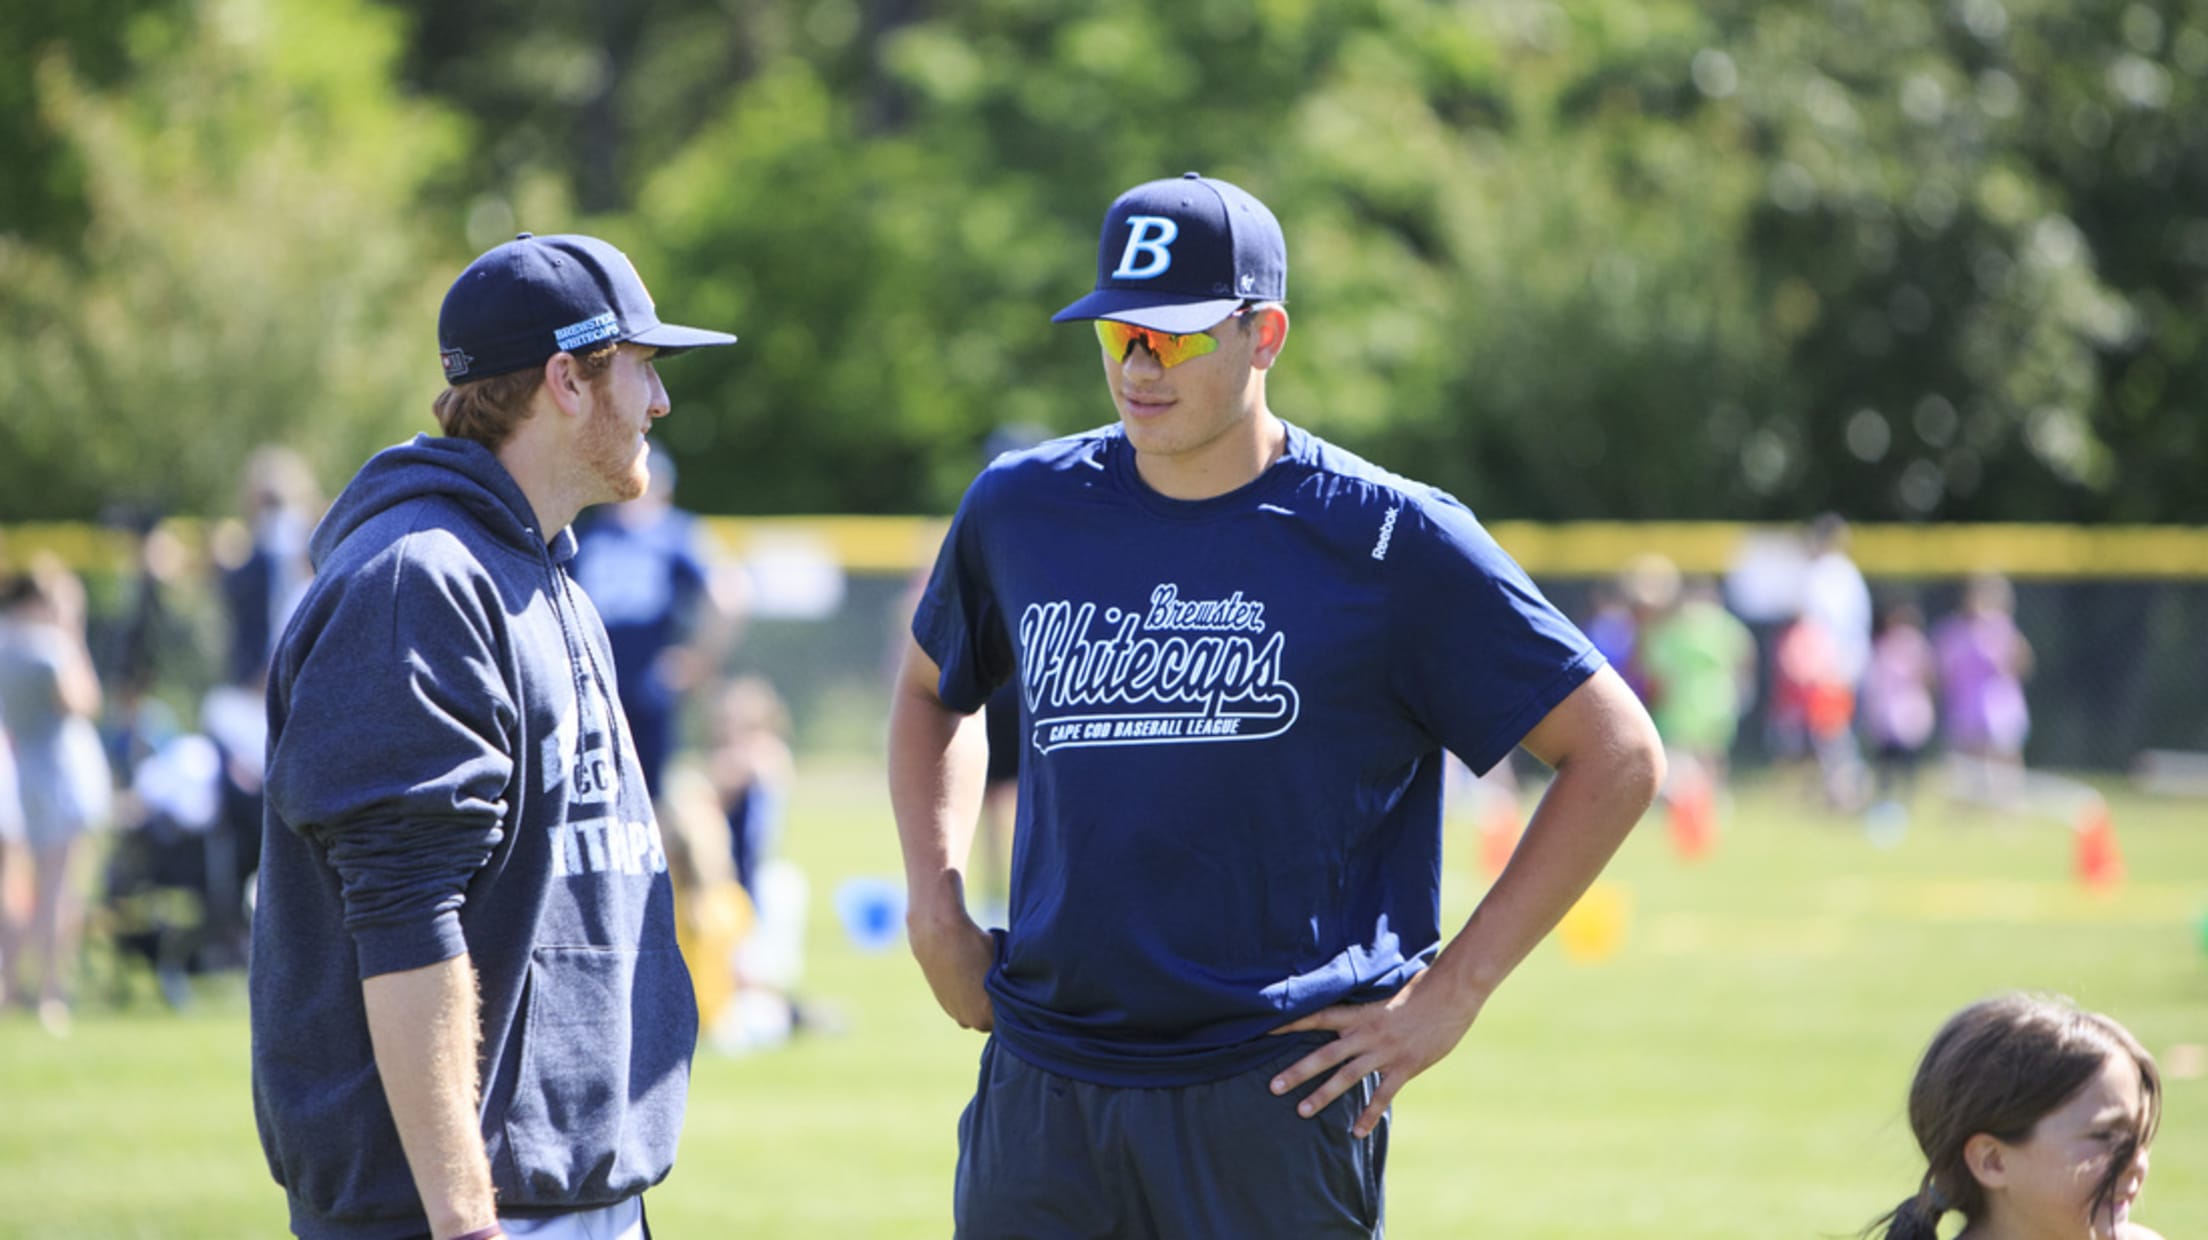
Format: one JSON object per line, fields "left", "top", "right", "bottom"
{"left": 2, "top": 0, "right": 2203, "bottom": 523}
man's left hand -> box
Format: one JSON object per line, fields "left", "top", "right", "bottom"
{"left": 1266, "top": 971, "right": 1484, "bottom": 1139}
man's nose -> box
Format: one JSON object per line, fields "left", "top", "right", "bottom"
{"left": 1119, "top": 341, "right": 1165, "bottom": 379}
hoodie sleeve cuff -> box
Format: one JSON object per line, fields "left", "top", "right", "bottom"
{"left": 353, "top": 908, "right": 472, "bottom": 980}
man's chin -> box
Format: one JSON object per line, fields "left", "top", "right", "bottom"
{"left": 611, "top": 468, "right": 649, "bottom": 504}
{"left": 586, "top": 467, "right": 648, "bottom": 509}
{"left": 604, "top": 444, "right": 651, "bottom": 503}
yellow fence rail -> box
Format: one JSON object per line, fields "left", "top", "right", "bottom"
{"left": 5, "top": 517, "right": 2207, "bottom": 580}
{"left": 685, "top": 518, "right": 2208, "bottom": 580}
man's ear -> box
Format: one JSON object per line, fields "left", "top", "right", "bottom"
{"left": 1250, "top": 305, "right": 1290, "bottom": 371}
{"left": 1963, "top": 1133, "right": 2009, "bottom": 1190}
{"left": 541, "top": 351, "right": 589, "bottom": 418}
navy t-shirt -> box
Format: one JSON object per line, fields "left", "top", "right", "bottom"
{"left": 914, "top": 422, "right": 1602, "bottom": 1087}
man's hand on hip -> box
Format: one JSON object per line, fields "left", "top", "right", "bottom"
{"left": 1266, "top": 968, "right": 1485, "bottom": 1139}
{"left": 907, "top": 898, "right": 997, "bottom": 1032}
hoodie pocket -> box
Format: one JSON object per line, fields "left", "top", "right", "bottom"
{"left": 499, "top": 944, "right": 697, "bottom": 1202}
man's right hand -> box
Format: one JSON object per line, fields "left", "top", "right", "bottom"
{"left": 907, "top": 895, "right": 997, "bottom": 1031}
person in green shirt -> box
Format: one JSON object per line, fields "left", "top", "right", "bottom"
{"left": 1637, "top": 574, "right": 1756, "bottom": 781}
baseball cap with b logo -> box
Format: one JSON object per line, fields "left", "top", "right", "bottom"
{"left": 438, "top": 232, "right": 737, "bottom": 384}
{"left": 1052, "top": 172, "right": 1287, "bottom": 335}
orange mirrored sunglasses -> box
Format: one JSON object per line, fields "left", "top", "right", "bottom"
{"left": 1093, "top": 307, "right": 1250, "bottom": 369}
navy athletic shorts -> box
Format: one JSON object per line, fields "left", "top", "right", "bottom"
{"left": 953, "top": 1036, "right": 1387, "bottom": 1238}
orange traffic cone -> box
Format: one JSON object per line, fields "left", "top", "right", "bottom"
{"left": 1667, "top": 762, "right": 1717, "bottom": 862}
{"left": 1479, "top": 798, "right": 1522, "bottom": 878}
{"left": 2073, "top": 799, "right": 2124, "bottom": 892}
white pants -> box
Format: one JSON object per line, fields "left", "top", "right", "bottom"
{"left": 502, "top": 1196, "right": 645, "bottom": 1240}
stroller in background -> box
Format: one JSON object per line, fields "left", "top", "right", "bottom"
{"left": 98, "top": 688, "right": 262, "bottom": 1007}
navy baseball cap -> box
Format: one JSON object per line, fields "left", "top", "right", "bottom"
{"left": 1052, "top": 172, "right": 1287, "bottom": 334}
{"left": 438, "top": 232, "right": 736, "bottom": 384}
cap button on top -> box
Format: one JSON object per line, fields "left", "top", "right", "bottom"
{"left": 1182, "top": 171, "right": 1201, "bottom": 179}
{"left": 515, "top": 231, "right": 534, "bottom": 240}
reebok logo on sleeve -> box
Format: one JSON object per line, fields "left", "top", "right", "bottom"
{"left": 1371, "top": 507, "right": 1399, "bottom": 561}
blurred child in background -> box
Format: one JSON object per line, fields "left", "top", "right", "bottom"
{"left": 1801, "top": 513, "right": 1873, "bottom": 701}
{"left": 1632, "top": 564, "right": 1754, "bottom": 858}
{"left": 1638, "top": 574, "right": 1756, "bottom": 783}
{"left": 1581, "top": 579, "right": 1642, "bottom": 702}
{"left": 1861, "top": 599, "right": 1938, "bottom": 810}
{"left": 1936, "top": 572, "right": 2034, "bottom": 808}
{"left": 1866, "top": 992, "right": 2163, "bottom": 1240}
{"left": 708, "top": 676, "right": 794, "bottom": 904}
{"left": 1771, "top": 606, "right": 1866, "bottom": 811}
{"left": 0, "top": 621, "right": 21, "bottom": 998}
{"left": 657, "top": 755, "right": 752, "bottom": 1048}
{"left": 1614, "top": 552, "right": 1676, "bottom": 703}
{"left": 0, "top": 555, "right": 114, "bottom": 1035}
{"left": 661, "top": 675, "right": 818, "bottom": 1053}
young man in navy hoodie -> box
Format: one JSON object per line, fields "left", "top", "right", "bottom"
{"left": 889, "top": 174, "right": 1667, "bottom": 1236}
{"left": 251, "top": 233, "right": 734, "bottom": 1240}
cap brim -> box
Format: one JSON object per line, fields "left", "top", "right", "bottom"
{"left": 629, "top": 322, "right": 738, "bottom": 357}
{"left": 1050, "top": 290, "right": 1243, "bottom": 334}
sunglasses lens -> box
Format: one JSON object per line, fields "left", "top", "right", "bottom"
{"left": 1095, "top": 320, "right": 1137, "bottom": 360}
{"left": 1094, "top": 320, "right": 1220, "bottom": 368}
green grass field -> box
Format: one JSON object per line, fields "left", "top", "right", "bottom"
{"left": 3, "top": 761, "right": 2203, "bottom": 1238}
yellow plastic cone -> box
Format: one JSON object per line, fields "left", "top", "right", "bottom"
{"left": 1557, "top": 881, "right": 1631, "bottom": 964}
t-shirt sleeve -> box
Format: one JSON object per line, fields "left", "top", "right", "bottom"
{"left": 264, "top": 546, "right": 517, "bottom": 979}
{"left": 1386, "top": 492, "right": 1604, "bottom": 775}
{"left": 910, "top": 474, "right": 1015, "bottom": 715}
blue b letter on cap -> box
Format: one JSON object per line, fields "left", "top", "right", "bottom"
{"left": 1113, "top": 216, "right": 1178, "bottom": 280}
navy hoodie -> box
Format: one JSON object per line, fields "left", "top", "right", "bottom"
{"left": 250, "top": 436, "right": 697, "bottom": 1240}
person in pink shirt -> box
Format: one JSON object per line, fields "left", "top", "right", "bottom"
{"left": 1862, "top": 600, "right": 1937, "bottom": 806}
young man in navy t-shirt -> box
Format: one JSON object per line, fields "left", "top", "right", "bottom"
{"left": 889, "top": 173, "right": 1666, "bottom": 1237}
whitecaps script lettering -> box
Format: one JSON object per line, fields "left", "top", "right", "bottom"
{"left": 1018, "top": 583, "right": 1301, "bottom": 753}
